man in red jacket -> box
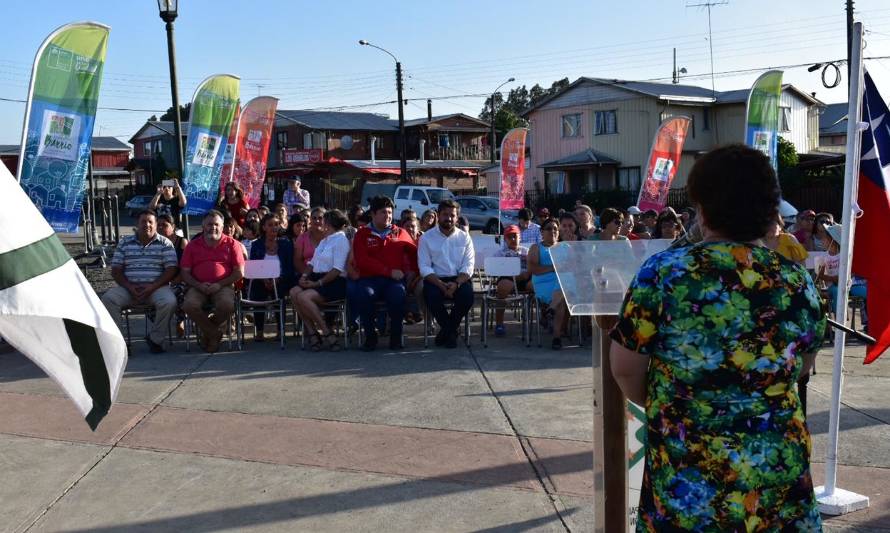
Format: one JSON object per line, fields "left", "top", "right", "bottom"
{"left": 349, "top": 195, "right": 418, "bottom": 351}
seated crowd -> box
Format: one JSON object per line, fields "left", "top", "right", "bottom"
{"left": 102, "top": 187, "right": 860, "bottom": 354}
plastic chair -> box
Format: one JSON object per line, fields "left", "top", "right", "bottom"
{"left": 236, "top": 259, "right": 286, "bottom": 350}
{"left": 480, "top": 256, "right": 530, "bottom": 347}
{"left": 121, "top": 303, "right": 174, "bottom": 349}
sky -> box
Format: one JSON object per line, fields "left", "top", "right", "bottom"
{"left": 1, "top": 0, "right": 889, "bottom": 145}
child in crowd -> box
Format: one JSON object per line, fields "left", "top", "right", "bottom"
{"left": 491, "top": 225, "right": 530, "bottom": 337}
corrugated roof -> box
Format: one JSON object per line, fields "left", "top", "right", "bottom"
{"left": 539, "top": 149, "right": 620, "bottom": 168}
{"left": 403, "top": 113, "right": 490, "bottom": 128}
{"left": 277, "top": 110, "right": 398, "bottom": 131}
{"left": 820, "top": 102, "right": 848, "bottom": 135}
{"left": 0, "top": 137, "right": 131, "bottom": 154}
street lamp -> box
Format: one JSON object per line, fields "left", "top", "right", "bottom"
{"left": 490, "top": 77, "right": 515, "bottom": 164}
{"left": 157, "top": 0, "right": 188, "bottom": 236}
{"left": 359, "top": 40, "right": 408, "bottom": 182}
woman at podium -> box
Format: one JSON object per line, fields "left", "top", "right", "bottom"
{"left": 609, "top": 144, "right": 826, "bottom": 531}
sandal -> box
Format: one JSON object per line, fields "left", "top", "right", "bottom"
{"left": 324, "top": 332, "right": 342, "bottom": 352}
{"left": 309, "top": 332, "right": 324, "bottom": 352}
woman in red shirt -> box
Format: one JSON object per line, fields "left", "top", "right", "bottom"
{"left": 218, "top": 182, "right": 249, "bottom": 227}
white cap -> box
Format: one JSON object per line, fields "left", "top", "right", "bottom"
{"left": 627, "top": 206, "right": 642, "bottom": 215}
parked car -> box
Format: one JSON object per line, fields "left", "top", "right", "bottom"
{"left": 393, "top": 186, "right": 455, "bottom": 217}
{"left": 455, "top": 195, "right": 519, "bottom": 234}
{"left": 125, "top": 195, "right": 154, "bottom": 217}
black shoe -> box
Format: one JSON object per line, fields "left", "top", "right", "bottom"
{"left": 434, "top": 329, "right": 447, "bottom": 347}
{"left": 362, "top": 330, "right": 378, "bottom": 352}
{"left": 444, "top": 332, "right": 458, "bottom": 349}
{"left": 145, "top": 337, "right": 165, "bottom": 354}
{"left": 389, "top": 339, "right": 404, "bottom": 350}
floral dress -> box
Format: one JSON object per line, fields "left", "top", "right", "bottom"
{"left": 611, "top": 242, "right": 826, "bottom": 532}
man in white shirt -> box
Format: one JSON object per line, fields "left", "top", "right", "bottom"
{"left": 417, "top": 199, "right": 475, "bottom": 349}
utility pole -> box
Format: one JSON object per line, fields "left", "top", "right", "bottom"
{"left": 396, "top": 61, "right": 408, "bottom": 182}
{"left": 847, "top": 0, "right": 854, "bottom": 94}
{"left": 687, "top": 1, "right": 728, "bottom": 96}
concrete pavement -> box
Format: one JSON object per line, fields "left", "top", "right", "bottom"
{"left": 1, "top": 319, "right": 888, "bottom": 532}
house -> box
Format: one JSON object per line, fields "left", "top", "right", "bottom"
{"left": 404, "top": 113, "right": 491, "bottom": 161}
{"left": 128, "top": 120, "right": 190, "bottom": 187}
{"left": 819, "top": 102, "right": 848, "bottom": 153}
{"left": 0, "top": 136, "right": 132, "bottom": 193}
{"left": 520, "top": 77, "right": 824, "bottom": 196}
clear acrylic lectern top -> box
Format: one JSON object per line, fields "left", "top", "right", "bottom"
{"left": 548, "top": 239, "right": 673, "bottom": 316}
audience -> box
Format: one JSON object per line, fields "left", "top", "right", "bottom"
{"left": 180, "top": 210, "right": 245, "bottom": 353}
{"left": 574, "top": 204, "right": 597, "bottom": 239}
{"left": 419, "top": 209, "right": 437, "bottom": 232}
{"left": 102, "top": 210, "right": 179, "bottom": 354}
{"left": 349, "top": 196, "right": 417, "bottom": 351}
{"left": 418, "top": 199, "right": 475, "bottom": 349}
{"left": 653, "top": 209, "right": 684, "bottom": 240}
{"left": 527, "top": 218, "right": 564, "bottom": 350}
{"left": 289, "top": 210, "right": 350, "bottom": 352}
{"left": 492, "top": 225, "right": 530, "bottom": 337}
{"left": 592, "top": 208, "right": 628, "bottom": 241}
{"left": 249, "top": 214, "right": 296, "bottom": 342}
{"left": 149, "top": 178, "right": 187, "bottom": 230}
{"left": 764, "top": 215, "right": 808, "bottom": 264}
{"left": 282, "top": 177, "right": 310, "bottom": 213}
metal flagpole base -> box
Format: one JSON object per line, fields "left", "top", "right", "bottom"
{"left": 815, "top": 486, "right": 869, "bottom": 515}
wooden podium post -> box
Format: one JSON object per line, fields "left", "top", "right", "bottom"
{"left": 592, "top": 315, "right": 628, "bottom": 532}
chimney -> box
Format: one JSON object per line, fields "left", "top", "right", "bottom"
{"left": 419, "top": 139, "right": 426, "bottom": 165}
{"left": 370, "top": 136, "right": 377, "bottom": 165}
{"left": 427, "top": 99, "right": 432, "bottom": 122}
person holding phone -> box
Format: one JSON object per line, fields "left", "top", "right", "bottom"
{"left": 150, "top": 177, "right": 187, "bottom": 229}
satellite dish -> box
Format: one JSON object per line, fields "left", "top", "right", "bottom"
{"left": 340, "top": 135, "right": 354, "bottom": 150}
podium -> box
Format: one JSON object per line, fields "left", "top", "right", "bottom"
{"left": 549, "top": 239, "right": 672, "bottom": 532}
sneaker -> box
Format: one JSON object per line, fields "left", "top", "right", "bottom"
{"left": 444, "top": 333, "right": 458, "bottom": 349}
{"left": 494, "top": 325, "right": 506, "bottom": 337}
{"left": 145, "top": 337, "right": 165, "bottom": 354}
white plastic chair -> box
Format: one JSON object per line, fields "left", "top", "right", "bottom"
{"left": 236, "top": 259, "right": 286, "bottom": 350}
{"left": 480, "top": 256, "right": 530, "bottom": 346}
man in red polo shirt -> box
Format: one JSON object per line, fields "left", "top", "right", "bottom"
{"left": 349, "top": 195, "right": 417, "bottom": 351}
{"left": 180, "top": 210, "right": 245, "bottom": 352}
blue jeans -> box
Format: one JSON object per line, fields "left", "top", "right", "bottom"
{"left": 348, "top": 277, "right": 406, "bottom": 340}
{"left": 423, "top": 278, "right": 473, "bottom": 336}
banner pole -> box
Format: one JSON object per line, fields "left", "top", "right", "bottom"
{"left": 815, "top": 21, "right": 869, "bottom": 516}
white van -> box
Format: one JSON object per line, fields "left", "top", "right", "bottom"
{"left": 392, "top": 186, "right": 455, "bottom": 216}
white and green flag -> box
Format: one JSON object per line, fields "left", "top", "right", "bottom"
{"left": 0, "top": 163, "right": 126, "bottom": 430}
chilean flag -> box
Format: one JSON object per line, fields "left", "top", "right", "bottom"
{"left": 854, "top": 72, "right": 890, "bottom": 364}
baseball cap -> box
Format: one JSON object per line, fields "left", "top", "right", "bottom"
{"left": 504, "top": 224, "right": 521, "bottom": 237}
{"left": 826, "top": 224, "right": 843, "bottom": 245}
{"left": 627, "top": 206, "right": 642, "bottom": 215}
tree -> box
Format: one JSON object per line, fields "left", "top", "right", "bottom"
{"left": 159, "top": 103, "right": 190, "bottom": 122}
{"left": 777, "top": 136, "right": 802, "bottom": 190}
{"left": 478, "top": 77, "right": 571, "bottom": 144}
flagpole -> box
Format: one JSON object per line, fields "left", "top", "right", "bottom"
{"left": 814, "top": 20, "right": 870, "bottom": 516}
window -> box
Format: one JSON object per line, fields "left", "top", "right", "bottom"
{"left": 617, "top": 167, "right": 642, "bottom": 191}
{"left": 780, "top": 106, "right": 792, "bottom": 132}
{"left": 276, "top": 131, "right": 288, "bottom": 149}
{"left": 594, "top": 110, "right": 618, "bottom": 135}
{"left": 396, "top": 188, "right": 410, "bottom": 200}
{"left": 411, "top": 189, "right": 426, "bottom": 201}
{"left": 304, "top": 132, "right": 325, "bottom": 149}
{"left": 153, "top": 140, "right": 162, "bottom": 154}
{"left": 561, "top": 113, "right": 582, "bottom": 138}
{"left": 143, "top": 141, "right": 151, "bottom": 156}
{"left": 702, "top": 107, "right": 710, "bottom": 131}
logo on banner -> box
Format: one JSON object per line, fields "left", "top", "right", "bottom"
{"left": 222, "top": 143, "right": 235, "bottom": 164}
{"left": 248, "top": 129, "right": 262, "bottom": 143}
{"left": 652, "top": 157, "right": 673, "bottom": 182}
{"left": 38, "top": 110, "right": 80, "bottom": 161}
{"left": 193, "top": 133, "right": 222, "bottom": 166}
{"left": 753, "top": 130, "right": 772, "bottom": 157}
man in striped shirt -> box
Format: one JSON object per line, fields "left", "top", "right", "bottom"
{"left": 101, "top": 209, "right": 179, "bottom": 353}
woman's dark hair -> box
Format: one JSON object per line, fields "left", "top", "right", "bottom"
{"left": 686, "top": 144, "right": 780, "bottom": 242}
{"left": 558, "top": 212, "right": 580, "bottom": 241}
{"left": 243, "top": 219, "right": 260, "bottom": 238}
{"left": 224, "top": 181, "right": 244, "bottom": 200}
{"left": 653, "top": 210, "right": 684, "bottom": 239}
{"left": 287, "top": 213, "right": 308, "bottom": 236}
{"left": 347, "top": 204, "right": 364, "bottom": 226}
{"left": 259, "top": 213, "right": 279, "bottom": 233}
{"left": 323, "top": 209, "right": 349, "bottom": 230}
{"left": 599, "top": 208, "right": 622, "bottom": 228}
{"left": 156, "top": 213, "right": 174, "bottom": 226}
{"left": 541, "top": 218, "right": 559, "bottom": 232}
{"left": 438, "top": 198, "right": 460, "bottom": 212}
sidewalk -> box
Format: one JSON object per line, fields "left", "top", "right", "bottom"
{"left": 1, "top": 323, "right": 888, "bottom": 532}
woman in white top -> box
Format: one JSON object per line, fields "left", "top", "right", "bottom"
{"left": 289, "top": 209, "right": 350, "bottom": 351}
